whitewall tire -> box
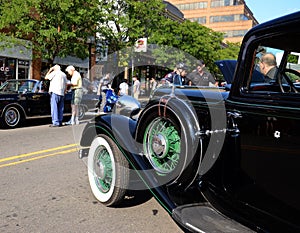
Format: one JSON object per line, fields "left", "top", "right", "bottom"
{"left": 87, "top": 134, "right": 129, "bottom": 206}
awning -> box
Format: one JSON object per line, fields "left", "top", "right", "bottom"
{"left": 0, "top": 39, "right": 32, "bottom": 60}
{"left": 54, "top": 56, "right": 89, "bottom": 69}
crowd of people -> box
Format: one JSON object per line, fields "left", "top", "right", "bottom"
{"left": 92, "top": 59, "right": 220, "bottom": 115}
{"left": 162, "top": 60, "right": 219, "bottom": 87}
{"left": 45, "top": 54, "right": 281, "bottom": 127}
{"left": 45, "top": 58, "right": 221, "bottom": 128}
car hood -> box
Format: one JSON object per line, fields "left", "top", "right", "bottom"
{"left": 215, "top": 59, "right": 265, "bottom": 84}
{"left": 215, "top": 60, "right": 237, "bottom": 84}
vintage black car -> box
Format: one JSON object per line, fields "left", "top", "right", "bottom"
{"left": 79, "top": 11, "right": 300, "bottom": 233}
{"left": 0, "top": 79, "right": 98, "bottom": 128}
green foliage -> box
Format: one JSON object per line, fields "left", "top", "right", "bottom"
{"left": 218, "top": 42, "right": 241, "bottom": 60}
{"left": 286, "top": 72, "right": 300, "bottom": 82}
{"left": 0, "top": 0, "right": 239, "bottom": 74}
{"left": 97, "top": 0, "right": 166, "bottom": 52}
{"left": 212, "top": 41, "right": 240, "bottom": 78}
{"left": 287, "top": 54, "right": 299, "bottom": 64}
{"left": 0, "top": 0, "right": 101, "bottom": 64}
{"left": 150, "top": 19, "right": 226, "bottom": 72}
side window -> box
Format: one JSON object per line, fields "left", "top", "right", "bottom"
{"left": 285, "top": 53, "right": 300, "bottom": 85}
{"left": 41, "top": 80, "right": 50, "bottom": 93}
{"left": 249, "top": 42, "right": 300, "bottom": 94}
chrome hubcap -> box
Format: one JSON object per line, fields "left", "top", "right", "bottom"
{"left": 152, "top": 134, "right": 167, "bottom": 159}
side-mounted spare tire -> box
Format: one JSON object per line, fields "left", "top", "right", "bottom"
{"left": 136, "top": 97, "right": 202, "bottom": 186}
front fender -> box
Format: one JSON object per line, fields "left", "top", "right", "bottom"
{"left": 80, "top": 113, "right": 178, "bottom": 213}
{"left": 80, "top": 114, "right": 141, "bottom": 156}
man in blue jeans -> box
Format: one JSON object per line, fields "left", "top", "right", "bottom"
{"left": 45, "top": 65, "right": 68, "bottom": 127}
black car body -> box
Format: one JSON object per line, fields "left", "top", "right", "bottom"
{"left": 79, "top": 12, "right": 300, "bottom": 233}
{"left": 0, "top": 79, "right": 98, "bottom": 128}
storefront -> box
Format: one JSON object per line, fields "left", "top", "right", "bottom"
{"left": 0, "top": 39, "right": 32, "bottom": 84}
{"left": 50, "top": 55, "right": 89, "bottom": 79}
{"left": 0, "top": 38, "right": 90, "bottom": 84}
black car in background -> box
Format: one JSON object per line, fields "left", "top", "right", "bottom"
{"left": 79, "top": 11, "right": 300, "bottom": 233}
{"left": 0, "top": 79, "right": 98, "bottom": 128}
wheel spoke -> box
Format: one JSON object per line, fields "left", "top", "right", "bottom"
{"left": 94, "top": 147, "right": 113, "bottom": 193}
{"left": 5, "top": 108, "right": 19, "bottom": 126}
{"left": 144, "top": 118, "right": 181, "bottom": 175}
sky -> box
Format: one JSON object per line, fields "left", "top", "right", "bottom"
{"left": 245, "top": 0, "right": 300, "bottom": 23}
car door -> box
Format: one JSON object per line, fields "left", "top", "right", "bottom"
{"left": 224, "top": 34, "right": 300, "bottom": 228}
{"left": 25, "top": 81, "right": 51, "bottom": 116}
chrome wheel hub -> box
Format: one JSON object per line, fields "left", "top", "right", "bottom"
{"left": 152, "top": 134, "right": 167, "bottom": 158}
{"left": 95, "top": 160, "right": 106, "bottom": 180}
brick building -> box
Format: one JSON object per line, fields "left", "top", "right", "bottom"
{"left": 167, "top": 0, "right": 258, "bottom": 43}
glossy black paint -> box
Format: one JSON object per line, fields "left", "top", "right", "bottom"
{"left": 80, "top": 11, "right": 300, "bottom": 233}
{"left": 0, "top": 79, "right": 98, "bottom": 128}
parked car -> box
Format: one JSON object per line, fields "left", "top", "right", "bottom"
{"left": 79, "top": 11, "right": 300, "bottom": 233}
{"left": 0, "top": 79, "right": 98, "bottom": 128}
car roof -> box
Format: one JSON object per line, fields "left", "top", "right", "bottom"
{"left": 243, "top": 11, "right": 300, "bottom": 53}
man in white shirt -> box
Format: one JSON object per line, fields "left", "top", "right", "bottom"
{"left": 132, "top": 76, "right": 140, "bottom": 99}
{"left": 119, "top": 79, "right": 129, "bottom": 96}
{"left": 45, "top": 64, "right": 68, "bottom": 127}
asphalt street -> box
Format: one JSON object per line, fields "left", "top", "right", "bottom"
{"left": 0, "top": 119, "right": 183, "bottom": 233}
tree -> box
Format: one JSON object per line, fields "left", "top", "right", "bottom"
{"left": 218, "top": 42, "right": 241, "bottom": 60}
{"left": 149, "top": 19, "right": 224, "bottom": 72}
{"left": 95, "top": 0, "right": 169, "bottom": 76}
{"left": 97, "top": 0, "right": 166, "bottom": 52}
{"left": 0, "top": 0, "right": 101, "bottom": 64}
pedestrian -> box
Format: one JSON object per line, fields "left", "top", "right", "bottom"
{"left": 65, "top": 65, "right": 83, "bottom": 125}
{"left": 44, "top": 64, "right": 68, "bottom": 127}
{"left": 149, "top": 77, "right": 158, "bottom": 96}
{"left": 132, "top": 76, "right": 140, "bottom": 99}
{"left": 119, "top": 78, "right": 129, "bottom": 96}
{"left": 186, "top": 60, "right": 218, "bottom": 87}
{"left": 96, "top": 73, "right": 111, "bottom": 113}
{"left": 103, "top": 87, "right": 118, "bottom": 112}
{"left": 164, "top": 63, "right": 188, "bottom": 85}
{"left": 165, "top": 66, "right": 177, "bottom": 83}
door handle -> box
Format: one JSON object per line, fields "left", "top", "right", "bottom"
{"left": 227, "top": 111, "right": 242, "bottom": 119}
{"left": 227, "top": 111, "right": 241, "bottom": 136}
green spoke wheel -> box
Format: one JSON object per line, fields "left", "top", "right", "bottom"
{"left": 137, "top": 103, "right": 200, "bottom": 186}
{"left": 88, "top": 134, "right": 129, "bottom": 206}
{"left": 93, "top": 146, "right": 113, "bottom": 193}
{"left": 144, "top": 118, "right": 181, "bottom": 175}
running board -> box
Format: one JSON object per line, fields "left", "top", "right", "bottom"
{"left": 172, "top": 204, "right": 255, "bottom": 233}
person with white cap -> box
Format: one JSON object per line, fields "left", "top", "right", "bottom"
{"left": 45, "top": 64, "right": 68, "bottom": 127}
{"left": 65, "top": 65, "right": 83, "bottom": 125}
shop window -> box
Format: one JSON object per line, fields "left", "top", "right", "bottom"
{"left": 18, "top": 60, "right": 30, "bottom": 79}
{"left": 0, "top": 57, "right": 16, "bottom": 84}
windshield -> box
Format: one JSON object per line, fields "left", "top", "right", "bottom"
{"left": 0, "top": 80, "right": 37, "bottom": 93}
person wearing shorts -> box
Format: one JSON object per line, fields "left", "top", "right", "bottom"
{"left": 65, "top": 65, "right": 83, "bottom": 125}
